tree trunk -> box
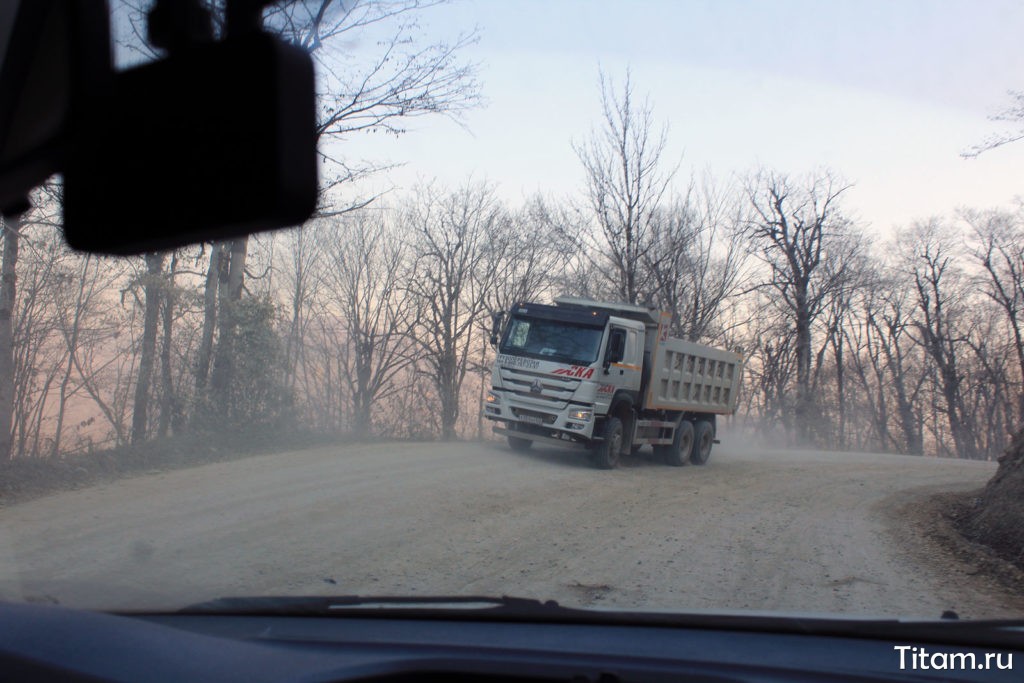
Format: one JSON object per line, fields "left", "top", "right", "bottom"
{"left": 131, "top": 253, "right": 165, "bottom": 444}
{"left": 942, "top": 364, "right": 976, "bottom": 459}
{"left": 834, "top": 330, "right": 846, "bottom": 449}
{"left": 794, "top": 288, "right": 812, "bottom": 443}
{"left": 1010, "top": 314, "right": 1024, "bottom": 422}
{"left": 477, "top": 334, "right": 486, "bottom": 441}
{"left": 894, "top": 373, "right": 922, "bottom": 455}
{"left": 158, "top": 253, "right": 177, "bottom": 437}
{"left": 352, "top": 398, "right": 371, "bottom": 439}
{"left": 194, "top": 243, "right": 223, "bottom": 395}
{"left": 0, "top": 215, "right": 19, "bottom": 458}
{"left": 439, "top": 353, "right": 459, "bottom": 441}
{"left": 53, "top": 256, "right": 94, "bottom": 455}
{"left": 210, "top": 237, "right": 248, "bottom": 419}
{"left": 352, "top": 334, "right": 373, "bottom": 438}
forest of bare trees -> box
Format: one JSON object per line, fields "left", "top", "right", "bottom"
{"left": 0, "top": 2, "right": 1020, "bottom": 463}
{"left": 2, "top": 180, "right": 1021, "bottom": 461}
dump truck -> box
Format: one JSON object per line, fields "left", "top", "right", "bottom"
{"left": 483, "top": 296, "right": 743, "bottom": 469}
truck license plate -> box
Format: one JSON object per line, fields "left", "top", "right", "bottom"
{"left": 520, "top": 415, "right": 544, "bottom": 425}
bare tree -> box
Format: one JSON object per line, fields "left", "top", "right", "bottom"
{"left": 572, "top": 69, "right": 676, "bottom": 304}
{"left": 962, "top": 90, "right": 1024, "bottom": 158}
{"left": 863, "top": 275, "right": 925, "bottom": 454}
{"left": 405, "top": 182, "right": 503, "bottom": 440}
{"left": 644, "top": 179, "right": 747, "bottom": 342}
{"left": 196, "top": 1, "right": 481, "bottom": 423}
{"left": 846, "top": 288, "right": 890, "bottom": 451}
{"left": 813, "top": 284, "right": 855, "bottom": 448}
{"left": 741, "top": 302, "right": 797, "bottom": 441}
{"left": 2, "top": 185, "right": 63, "bottom": 458}
{"left": 485, "top": 197, "right": 561, "bottom": 313}
{"left": 46, "top": 253, "right": 133, "bottom": 453}
{"left": 271, "top": 228, "right": 327, "bottom": 397}
{"left": 131, "top": 252, "right": 166, "bottom": 444}
{"left": 468, "top": 197, "right": 564, "bottom": 438}
{"left": 263, "top": 0, "right": 483, "bottom": 214}
{"left": 742, "top": 169, "right": 858, "bottom": 443}
{"left": 266, "top": 0, "right": 480, "bottom": 138}
{"left": 963, "top": 304, "right": 1016, "bottom": 458}
{"left": 902, "top": 220, "right": 980, "bottom": 459}
{"left": 528, "top": 199, "right": 596, "bottom": 300}
{"left": 157, "top": 252, "right": 182, "bottom": 437}
{"left": 10, "top": 223, "right": 69, "bottom": 457}
{"left": 963, "top": 207, "right": 1024, "bottom": 419}
{"left": 322, "top": 211, "right": 416, "bottom": 437}
{"left": 303, "top": 312, "right": 349, "bottom": 430}
{"left": 193, "top": 243, "right": 223, "bottom": 399}
{"left": 208, "top": 237, "right": 249, "bottom": 420}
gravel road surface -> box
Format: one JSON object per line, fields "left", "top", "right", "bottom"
{"left": 0, "top": 438, "right": 1019, "bottom": 618}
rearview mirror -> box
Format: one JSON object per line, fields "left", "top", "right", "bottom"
{"left": 0, "top": 0, "right": 318, "bottom": 254}
{"left": 63, "top": 24, "right": 317, "bottom": 253}
{"left": 489, "top": 311, "right": 504, "bottom": 347}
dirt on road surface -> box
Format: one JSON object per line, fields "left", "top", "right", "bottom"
{"left": 0, "top": 438, "right": 1020, "bottom": 619}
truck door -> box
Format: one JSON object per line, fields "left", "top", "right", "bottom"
{"left": 604, "top": 325, "right": 643, "bottom": 395}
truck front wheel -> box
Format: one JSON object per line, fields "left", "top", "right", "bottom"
{"left": 590, "top": 417, "right": 623, "bottom": 469}
{"left": 657, "top": 419, "right": 694, "bottom": 467}
{"left": 691, "top": 420, "right": 714, "bottom": 465}
{"left": 507, "top": 435, "right": 533, "bottom": 452}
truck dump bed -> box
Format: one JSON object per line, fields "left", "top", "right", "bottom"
{"left": 645, "top": 337, "right": 742, "bottom": 414}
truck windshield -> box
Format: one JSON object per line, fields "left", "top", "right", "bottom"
{"left": 500, "top": 317, "right": 605, "bottom": 365}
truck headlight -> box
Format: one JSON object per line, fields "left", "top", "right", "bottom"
{"left": 485, "top": 391, "right": 501, "bottom": 405}
{"left": 568, "top": 408, "right": 592, "bottom": 422}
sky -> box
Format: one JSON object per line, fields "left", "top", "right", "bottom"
{"left": 334, "top": 0, "right": 1024, "bottom": 237}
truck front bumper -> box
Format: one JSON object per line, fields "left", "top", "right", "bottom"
{"left": 492, "top": 426, "right": 588, "bottom": 449}
{"left": 483, "top": 397, "right": 597, "bottom": 441}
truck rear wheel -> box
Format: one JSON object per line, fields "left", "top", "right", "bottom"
{"left": 590, "top": 417, "right": 623, "bottom": 469}
{"left": 691, "top": 420, "right": 714, "bottom": 465}
{"left": 657, "top": 419, "right": 694, "bottom": 467}
{"left": 507, "top": 435, "right": 533, "bottom": 452}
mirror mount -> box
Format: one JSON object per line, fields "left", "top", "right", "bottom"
{"left": 603, "top": 328, "right": 625, "bottom": 374}
{"left": 147, "top": 0, "right": 214, "bottom": 53}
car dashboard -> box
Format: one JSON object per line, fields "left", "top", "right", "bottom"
{"left": 1, "top": 601, "right": 1020, "bottom": 683}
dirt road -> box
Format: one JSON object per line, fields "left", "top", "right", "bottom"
{"left": 0, "top": 439, "right": 1019, "bottom": 618}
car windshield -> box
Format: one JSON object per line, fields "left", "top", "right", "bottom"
{"left": 0, "top": 0, "right": 1023, "bottom": 625}
{"left": 500, "top": 317, "right": 604, "bottom": 365}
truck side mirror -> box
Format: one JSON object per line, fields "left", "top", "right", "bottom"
{"left": 489, "top": 311, "right": 504, "bottom": 347}
{"left": 604, "top": 329, "right": 626, "bottom": 371}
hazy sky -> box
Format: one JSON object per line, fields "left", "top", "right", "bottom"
{"left": 336, "top": 0, "right": 1024, "bottom": 235}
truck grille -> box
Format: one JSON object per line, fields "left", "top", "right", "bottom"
{"left": 511, "top": 408, "right": 558, "bottom": 425}
{"left": 499, "top": 367, "right": 579, "bottom": 403}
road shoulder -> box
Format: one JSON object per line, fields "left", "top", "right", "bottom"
{"left": 879, "top": 484, "right": 1024, "bottom": 618}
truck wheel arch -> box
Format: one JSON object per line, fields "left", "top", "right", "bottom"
{"left": 608, "top": 391, "right": 637, "bottom": 420}
{"left": 604, "top": 392, "right": 638, "bottom": 452}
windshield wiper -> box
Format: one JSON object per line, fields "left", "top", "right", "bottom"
{"left": 173, "top": 596, "right": 1024, "bottom": 647}
{"left": 178, "top": 595, "right": 568, "bottom": 618}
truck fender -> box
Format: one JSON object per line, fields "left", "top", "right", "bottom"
{"left": 608, "top": 391, "right": 638, "bottom": 419}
